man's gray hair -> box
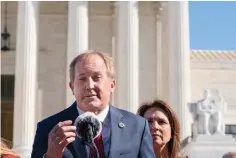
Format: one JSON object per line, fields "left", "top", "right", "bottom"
{"left": 69, "top": 49, "right": 116, "bottom": 82}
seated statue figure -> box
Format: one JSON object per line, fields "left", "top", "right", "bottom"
{"left": 189, "top": 89, "right": 227, "bottom": 137}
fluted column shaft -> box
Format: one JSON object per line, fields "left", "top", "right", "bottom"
{"left": 116, "top": 1, "right": 139, "bottom": 113}
{"left": 66, "top": 1, "right": 88, "bottom": 106}
{"left": 13, "top": 1, "right": 39, "bottom": 157}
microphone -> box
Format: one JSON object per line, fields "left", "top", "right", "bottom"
{"left": 74, "top": 112, "right": 102, "bottom": 158}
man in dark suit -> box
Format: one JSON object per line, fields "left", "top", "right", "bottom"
{"left": 31, "top": 50, "right": 155, "bottom": 158}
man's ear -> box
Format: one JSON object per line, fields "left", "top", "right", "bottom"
{"left": 69, "top": 82, "right": 74, "bottom": 95}
{"left": 110, "top": 79, "right": 116, "bottom": 93}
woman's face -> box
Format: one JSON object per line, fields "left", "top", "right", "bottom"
{"left": 143, "top": 107, "right": 172, "bottom": 147}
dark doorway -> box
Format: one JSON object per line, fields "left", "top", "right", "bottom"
{"left": 1, "top": 75, "right": 14, "bottom": 143}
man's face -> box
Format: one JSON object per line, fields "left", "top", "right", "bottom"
{"left": 69, "top": 54, "right": 116, "bottom": 113}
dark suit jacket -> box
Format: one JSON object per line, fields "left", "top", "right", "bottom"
{"left": 31, "top": 102, "right": 155, "bottom": 158}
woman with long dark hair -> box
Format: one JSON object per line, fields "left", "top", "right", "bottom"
{"left": 137, "top": 99, "right": 180, "bottom": 158}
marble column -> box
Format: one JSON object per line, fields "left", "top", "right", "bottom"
{"left": 154, "top": 2, "right": 163, "bottom": 98}
{"left": 158, "top": 2, "right": 171, "bottom": 103}
{"left": 115, "top": 1, "right": 139, "bottom": 113}
{"left": 66, "top": 1, "right": 88, "bottom": 106}
{"left": 111, "top": 2, "right": 116, "bottom": 106}
{"left": 168, "top": 1, "right": 192, "bottom": 140}
{"left": 13, "top": 1, "right": 39, "bottom": 157}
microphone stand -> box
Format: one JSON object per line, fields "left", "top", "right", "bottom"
{"left": 82, "top": 124, "right": 99, "bottom": 158}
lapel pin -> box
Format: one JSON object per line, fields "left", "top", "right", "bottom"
{"left": 118, "top": 122, "right": 125, "bottom": 128}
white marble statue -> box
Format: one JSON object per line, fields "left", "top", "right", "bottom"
{"left": 188, "top": 89, "right": 227, "bottom": 137}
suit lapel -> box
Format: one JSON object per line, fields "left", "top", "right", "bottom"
{"left": 66, "top": 102, "right": 89, "bottom": 158}
{"left": 108, "top": 106, "right": 124, "bottom": 157}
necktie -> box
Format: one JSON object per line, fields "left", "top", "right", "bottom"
{"left": 89, "top": 133, "right": 105, "bottom": 158}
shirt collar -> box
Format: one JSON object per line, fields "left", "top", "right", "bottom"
{"left": 77, "top": 105, "right": 109, "bottom": 123}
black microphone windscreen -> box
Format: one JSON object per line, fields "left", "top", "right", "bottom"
{"left": 74, "top": 112, "right": 102, "bottom": 141}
